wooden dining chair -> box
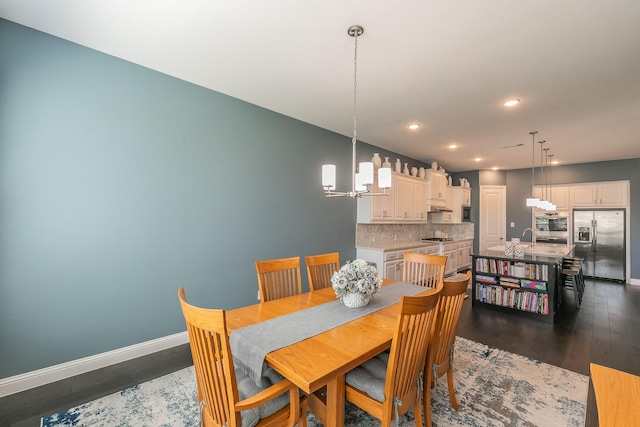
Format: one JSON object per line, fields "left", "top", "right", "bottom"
{"left": 424, "top": 271, "right": 471, "bottom": 427}
{"left": 178, "top": 288, "right": 307, "bottom": 427}
{"left": 402, "top": 252, "right": 447, "bottom": 289}
{"left": 255, "top": 257, "right": 303, "bottom": 303}
{"left": 344, "top": 289, "right": 442, "bottom": 427}
{"left": 305, "top": 252, "right": 340, "bottom": 292}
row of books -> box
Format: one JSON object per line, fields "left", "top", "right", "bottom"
{"left": 475, "top": 258, "right": 548, "bottom": 281}
{"left": 475, "top": 284, "right": 549, "bottom": 314}
{"left": 474, "top": 276, "right": 548, "bottom": 291}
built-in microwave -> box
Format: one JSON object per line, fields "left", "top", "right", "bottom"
{"left": 462, "top": 206, "right": 471, "bottom": 222}
{"left": 535, "top": 215, "right": 568, "bottom": 232}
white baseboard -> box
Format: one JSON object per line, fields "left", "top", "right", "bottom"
{"left": 0, "top": 331, "right": 189, "bottom": 398}
{"left": 629, "top": 277, "right": 640, "bottom": 286}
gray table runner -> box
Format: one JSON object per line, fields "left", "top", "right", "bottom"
{"left": 230, "top": 282, "right": 426, "bottom": 386}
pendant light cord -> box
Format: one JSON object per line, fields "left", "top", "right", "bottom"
{"left": 352, "top": 27, "right": 358, "bottom": 146}
{"left": 529, "top": 131, "right": 537, "bottom": 197}
{"left": 349, "top": 25, "right": 363, "bottom": 194}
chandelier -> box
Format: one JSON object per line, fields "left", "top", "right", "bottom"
{"left": 321, "top": 25, "right": 392, "bottom": 198}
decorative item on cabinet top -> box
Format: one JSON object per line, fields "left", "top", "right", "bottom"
{"left": 372, "top": 153, "right": 382, "bottom": 169}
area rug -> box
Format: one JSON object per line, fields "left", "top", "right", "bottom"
{"left": 41, "top": 337, "right": 588, "bottom": 427}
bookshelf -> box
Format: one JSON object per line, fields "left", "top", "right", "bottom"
{"left": 471, "top": 251, "right": 562, "bottom": 323}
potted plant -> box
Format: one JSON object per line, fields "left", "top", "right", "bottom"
{"left": 331, "top": 259, "right": 382, "bottom": 308}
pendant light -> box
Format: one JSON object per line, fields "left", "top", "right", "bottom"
{"left": 546, "top": 152, "right": 556, "bottom": 211}
{"left": 537, "top": 140, "right": 555, "bottom": 211}
{"left": 321, "top": 25, "right": 391, "bottom": 198}
{"left": 525, "top": 131, "right": 540, "bottom": 207}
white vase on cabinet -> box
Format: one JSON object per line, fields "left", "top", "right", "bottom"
{"left": 372, "top": 153, "right": 382, "bottom": 169}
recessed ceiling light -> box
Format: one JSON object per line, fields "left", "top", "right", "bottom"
{"left": 474, "top": 157, "right": 482, "bottom": 162}
{"left": 492, "top": 167, "right": 499, "bottom": 170}
{"left": 408, "top": 123, "right": 421, "bottom": 130}
{"left": 503, "top": 99, "right": 520, "bottom": 107}
{"left": 448, "top": 144, "right": 458, "bottom": 149}
{"left": 551, "top": 160, "right": 559, "bottom": 165}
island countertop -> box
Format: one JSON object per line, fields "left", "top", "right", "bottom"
{"left": 486, "top": 243, "right": 575, "bottom": 258}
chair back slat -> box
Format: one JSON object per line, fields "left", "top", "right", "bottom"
{"left": 255, "top": 257, "right": 302, "bottom": 302}
{"left": 430, "top": 272, "right": 470, "bottom": 370}
{"left": 386, "top": 290, "right": 441, "bottom": 408}
{"left": 402, "top": 252, "right": 447, "bottom": 289}
{"left": 305, "top": 252, "right": 340, "bottom": 291}
{"left": 178, "top": 288, "right": 239, "bottom": 427}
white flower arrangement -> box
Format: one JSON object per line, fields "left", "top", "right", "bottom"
{"left": 331, "top": 259, "right": 382, "bottom": 303}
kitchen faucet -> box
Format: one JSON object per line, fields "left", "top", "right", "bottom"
{"left": 522, "top": 228, "right": 534, "bottom": 246}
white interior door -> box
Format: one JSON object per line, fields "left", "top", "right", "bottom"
{"left": 480, "top": 185, "right": 506, "bottom": 251}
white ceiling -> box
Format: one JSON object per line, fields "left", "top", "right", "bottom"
{"left": 2, "top": 0, "right": 640, "bottom": 172}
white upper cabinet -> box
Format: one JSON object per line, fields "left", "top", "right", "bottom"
{"left": 357, "top": 173, "right": 395, "bottom": 223}
{"left": 357, "top": 172, "right": 428, "bottom": 224}
{"left": 460, "top": 187, "right": 471, "bottom": 206}
{"left": 426, "top": 170, "right": 447, "bottom": 209}
{"left": 570, "top": 181, "right": 628, "bottom": 207}
{"left": 394, "top": 175, "right": 414, "bottom": 221}
{"left": 412, "top": 180, "right": 428, "bottom": 222}
{"left": 533, "top": 185, "right": 569, "bottom": 211}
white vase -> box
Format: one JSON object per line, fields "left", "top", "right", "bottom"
{"left": 372, "top": 153, "right": 382, "bottom": 169}
{"left": 403, "top": 163, "right": 409, "bottom": 175}
{"left": 505, "top": 241, "right": 514, "bottom": 257}
{"left": 395, "top": 159, "right": 402, "bottom": 172}
{"left": 514, "top": 245, "right": 525, "bottom": 258}
{"left": 342, "top": 293, "right": 370, "bottom": 308}
{"left": 382, "top": 157, "right": 391, "bottom": 168}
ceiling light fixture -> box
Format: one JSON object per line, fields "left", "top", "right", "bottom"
{"left": 526, "top": 131, "right": 541, "bottom": 208}
{"left": 408, "top": 123, "right": 421, "bottom": 130}
{"left": 546, "top": 151, "right": 557, "bottom": 211}
{"left": 474, "top": 157, "right": 482, "bottom": 162}
{"left": 321, "top": 25, "right": 391, "bottom": 198}
{"left": 448, "top": 144, "right": 458, "bottom": 149}
{"left": 537, "top": 140, "right": 555, "bottom": 211}
{"left": 503, "top": 99, "right": 520, "bottom": 107}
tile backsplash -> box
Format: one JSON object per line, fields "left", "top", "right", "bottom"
{"left": 356, "top": 223, "right": 474, "bottom": 247}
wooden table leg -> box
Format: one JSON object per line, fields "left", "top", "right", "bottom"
{"left": 325, "top": 375, "right": 345, "bottom": 427}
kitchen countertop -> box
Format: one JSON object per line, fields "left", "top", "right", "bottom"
{"left": 486, "top": 243, "right": 575, "bottom": 257}
{"left": 473, "top": 250, "right": 563, "bottom": 264}
{"left": 356, "top": 237, "right": 474, "bottom": 251}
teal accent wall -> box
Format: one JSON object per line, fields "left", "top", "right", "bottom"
{"left": 0, "top": 19, "right": 427, "bottom": 378}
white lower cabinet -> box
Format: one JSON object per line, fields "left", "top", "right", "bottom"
{"left": 456, "top": 240, "right": 473, "bottom": 271}
{"left": 384, "top": 259, "right": 403, "bottom": 282}
{"left": 357, "top": 240, "right": 473, "bottom": 281}
{"left": 443, "top": 242, "right": 460, "bottom": 276}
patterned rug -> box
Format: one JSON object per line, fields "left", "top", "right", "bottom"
{"left": 41, "top": 337, "right": 588, "bottom": 427}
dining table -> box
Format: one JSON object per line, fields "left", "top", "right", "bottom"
{"left": 225, "top": 280, "right": 430, "bottom": 427}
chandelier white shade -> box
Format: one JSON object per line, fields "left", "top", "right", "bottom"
{"left": 321, "top": 25, "right": 391, "bottom": 198}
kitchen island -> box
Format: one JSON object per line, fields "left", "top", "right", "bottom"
{"left": 486, "top": 242, "right": 575, "bottom": 257}
{"left": 471, "top": 249, "right": 565, "bottom": 323}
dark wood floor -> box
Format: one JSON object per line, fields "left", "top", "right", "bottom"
{"left": 2, "top": 279, "right": 639, "bottom": 426}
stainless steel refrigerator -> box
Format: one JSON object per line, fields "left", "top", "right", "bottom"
{"left": 573, "top": 209, "right": 626, "bottom": 282}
